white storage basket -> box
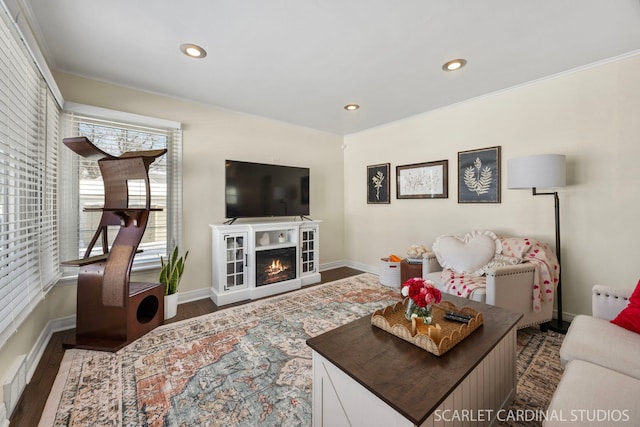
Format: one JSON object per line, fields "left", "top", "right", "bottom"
{"left": 379, "top": 257, "right": 401, "bottom": 288}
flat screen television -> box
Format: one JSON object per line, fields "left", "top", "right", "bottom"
{"left": 225, "top": 160, "right": 310, "bottom": 219}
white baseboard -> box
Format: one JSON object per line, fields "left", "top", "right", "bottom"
{"left": 177, "top": 287, "right": 212, "bottom": 304}
{"left": 318, "top": 259, "right": 379, "bottom": 275}
{"left": 319, "top": 260, "right": 347, "bottom": 271}
{"left": 0, "top": 402, "right": 9, "bottom": 427}
{"left": 342, "top": 260, "right": 377, "bottom": 274}
{"left": 26, "top": 315, "right": 75, "bottom": 383}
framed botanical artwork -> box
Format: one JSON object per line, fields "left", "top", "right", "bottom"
{"left": 367, "top": 163, "right": 390, "bottom": 204}
{"left": 458, "top": 146, "right": 501, "bottom": 203}
{"left": 396, "top": 160, "right": 448, "bottom": 199}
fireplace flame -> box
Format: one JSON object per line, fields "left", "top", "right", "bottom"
{"left": 267, "top": 259, "right": 286, "bottom": 275}
{"left": 257, "top": 250, "right": 295, "bottom": 286}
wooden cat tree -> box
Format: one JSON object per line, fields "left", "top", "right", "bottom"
{"left": 61, "top": 136, "right": 166, "bottom": 351}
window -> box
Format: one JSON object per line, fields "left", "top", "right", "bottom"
{"left": 0, "top": 2, "right": 181, "bottom": 348}
{"left": 0, "top": 5, "right": 60, "bottom": 347}
{"left": 60, "top": 107, "right": 182, "bottom": 274}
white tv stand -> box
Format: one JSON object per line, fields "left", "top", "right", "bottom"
{"left": 210, "top": 220, "right": 321, "bottom": 306}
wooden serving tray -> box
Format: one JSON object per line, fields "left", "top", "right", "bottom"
{"left": 371, "top": 299, "right": 483, "bottom": 356}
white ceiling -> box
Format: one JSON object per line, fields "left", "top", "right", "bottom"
{"left": 22, "top": 0, "right": 640, "bottom": 135}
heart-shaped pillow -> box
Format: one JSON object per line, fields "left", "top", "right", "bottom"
{"left": 432, "top": 230, "right": 502, "bottom": 275}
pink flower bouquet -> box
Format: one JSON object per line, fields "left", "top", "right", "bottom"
{"left": 401, "top": 277, "right": 442, "bottom": 308}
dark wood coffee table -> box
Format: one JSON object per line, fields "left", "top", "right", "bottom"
{"left": 306, "top": 294, "right": 522, "bottom": 426}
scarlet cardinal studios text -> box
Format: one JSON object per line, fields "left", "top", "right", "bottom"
{"left": 433, "top": 408, "right": 630, "bottom": 423}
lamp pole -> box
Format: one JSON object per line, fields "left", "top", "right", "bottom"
{"left": 532, "top": 188, "right": 569, "bottom": 333}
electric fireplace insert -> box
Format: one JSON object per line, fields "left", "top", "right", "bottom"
{"left": 256, "top": 247, "right": 297, "bottom": 286}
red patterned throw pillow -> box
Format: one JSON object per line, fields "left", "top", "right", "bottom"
{"left": 611, "top": 279, "right": 640, "bottom": 334}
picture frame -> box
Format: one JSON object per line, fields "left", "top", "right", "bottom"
{"left": 367, "top": 163, "right": 390, "bottom": 204}
{"left": 396, "top": 160, "right": 448, "bottom": 199}
{"left": 457, "top": 146, "right": 501, "bottom": 203}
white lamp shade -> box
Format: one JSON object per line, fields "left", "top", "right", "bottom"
{"left": 507, "top": 154, "right": 566, "bottom": 189}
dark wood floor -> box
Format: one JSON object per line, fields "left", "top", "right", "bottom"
{"left": 9, "top": 267, "right": 363, "bottom": 426}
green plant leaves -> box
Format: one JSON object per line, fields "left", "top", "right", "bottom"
{"left": 160, "top": 246, "right": 189, "bottom": 296}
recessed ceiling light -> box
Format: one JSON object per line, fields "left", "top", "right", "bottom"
{"left": 442, "top": 58, "right": 467, "bottom": 71}
{"left": 180, "top": 43, "right": 207, "bottom": 59}
{"left": 344, "top": 104, "right": 360, "bottom": 111}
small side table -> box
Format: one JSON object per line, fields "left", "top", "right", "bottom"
{"left": 400, "top": 259, "right": 423, "bottom": 284}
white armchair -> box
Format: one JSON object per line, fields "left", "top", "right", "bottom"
{"left": 421, "top": 231, "right": 559, "bottom": 330}
{"left": 423, "top": 252, "right": 552, "bottom": 329}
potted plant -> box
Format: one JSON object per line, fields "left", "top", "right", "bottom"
{"left": 160, "top": 246, "right": 189, "bottom": 319}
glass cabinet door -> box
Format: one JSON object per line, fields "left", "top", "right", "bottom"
{"left": 224, "top": 233, "right": 247, "bottom": 291}
{"left": 300, "top": 228, "right": 316, "bottom": 274}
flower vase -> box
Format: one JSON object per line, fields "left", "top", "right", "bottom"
{"left": 404, "top": 298, "right": 433, "bottom": 325}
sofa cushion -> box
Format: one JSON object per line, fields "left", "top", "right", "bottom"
{"left": 545, "top": 360, "right": 640, "bottom": 427}
{"left": 432, "top": 230, "right": 502, "bottom": 276}
{"left": 611, "top": 279, "right": 640, "bottom": 334}
{"left": 560, "top": 314, "right": 640, "bottom": 380}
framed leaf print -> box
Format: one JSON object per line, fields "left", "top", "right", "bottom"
{"left": 367, "top": 163, "right": 390, "bottom": 204}
{"left": 396, "top": 160, "right": 448, "bottom": 199}
{"left": 458, "top": 146, "right": 501, "bottom": 203}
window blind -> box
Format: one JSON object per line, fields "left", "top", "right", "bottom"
{"left": 0, "top": 5, "right": 60, "bottom": 347}
{"left": 60, "top": 109, "right": 182, "bottom": 275}
{"left": 40, "top": 89, "right": 60, "bottom": 288}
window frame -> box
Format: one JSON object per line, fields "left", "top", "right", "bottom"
{"left": 59, "top": 103, "right": 183, "bottom": 278}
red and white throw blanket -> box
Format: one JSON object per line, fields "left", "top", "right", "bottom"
{"left": 441, "top": 237, "right": 559, "bottom": 312}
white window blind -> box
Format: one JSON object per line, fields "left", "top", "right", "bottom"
{"left": 0, "top": 5, "right": 60, "bottom": 347}
{"left": 60, "top": 109, "right": 182, "bottom": 274}
{"left": 41, "top": 89, "right": 60, "bottom": 286}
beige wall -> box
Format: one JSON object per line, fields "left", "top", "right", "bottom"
{"left": 343, "top": 53, "right": 640, "bottom": 318}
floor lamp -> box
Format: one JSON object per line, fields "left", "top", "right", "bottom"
{"left": 507, "top": 154, "right": 569, "bottom": 334}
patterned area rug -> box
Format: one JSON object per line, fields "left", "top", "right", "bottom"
{"left": 39, "top": 274, "right": 400, "bottom": 426}
{"left": 40, "top": 273, "right": 564, "bottom": 426}
{"left": 498, "top": 328, "right": 565, "bottom": 427}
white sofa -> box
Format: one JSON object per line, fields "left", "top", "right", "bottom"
{"left": 545, "top": 285, "right": 640, "bottom": 426}
{"left": 422, "top": 251, "right": 553, "bottom": 329}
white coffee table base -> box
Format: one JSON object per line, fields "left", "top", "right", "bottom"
{"left": 312, "top": 327, "right": 517, "bottom": 427}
